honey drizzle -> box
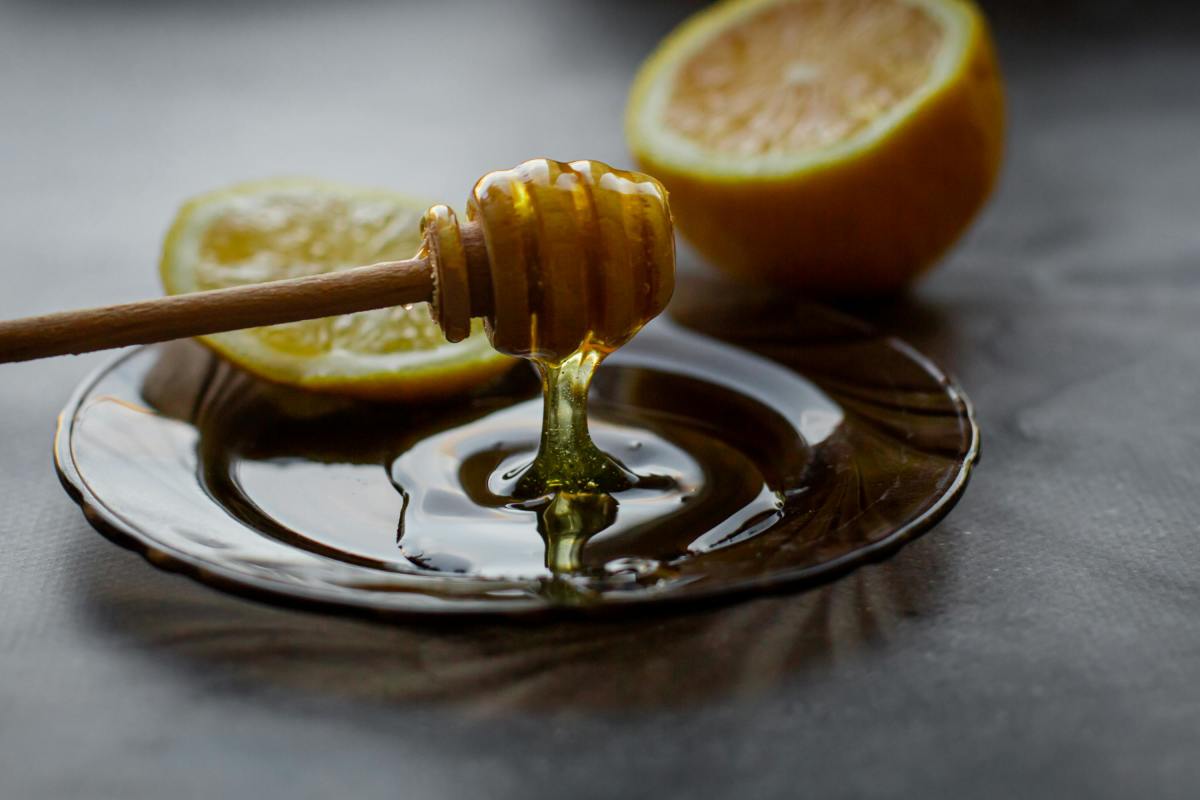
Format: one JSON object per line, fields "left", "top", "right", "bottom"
{"left": 420, "top": 159, "right": 676, "bottom": 576}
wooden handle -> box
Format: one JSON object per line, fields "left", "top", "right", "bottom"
{"left": 0, "top": 256, "right": 433, "bottom": 363}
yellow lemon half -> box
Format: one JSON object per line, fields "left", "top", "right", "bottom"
{"left": 161, "top": 178, "right": 513, "bottom": 401}
{"left": 627, "top": 0, "right": 1005, "bottom": 294}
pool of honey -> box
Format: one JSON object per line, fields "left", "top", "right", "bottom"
{"left": 198, "top": 320, "right": 822, "bottom": 595}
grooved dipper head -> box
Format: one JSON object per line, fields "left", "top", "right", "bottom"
{"left": 422, "top": 158, "right": 675, "bottom": 364}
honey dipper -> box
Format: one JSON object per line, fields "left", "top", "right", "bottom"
{"left": 0, "top": 159, "right": 675, "bottom": 366}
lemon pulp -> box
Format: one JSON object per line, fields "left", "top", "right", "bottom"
{"left": 663, "top": 0, "right": 945, "bottom": 158}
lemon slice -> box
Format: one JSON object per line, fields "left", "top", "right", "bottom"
{"left": 161, "top": 179, "right": 513, "bottom": 401}
{"left": 626, "top": 0, "right": 1005, "bottom": 294}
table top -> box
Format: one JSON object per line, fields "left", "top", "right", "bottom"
{"left": 2, "top": 1, "right": 1198, "bottom": 798}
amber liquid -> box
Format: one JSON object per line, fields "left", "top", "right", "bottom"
{"left": 198, "top": 318, "right": 819, "bottom": 599}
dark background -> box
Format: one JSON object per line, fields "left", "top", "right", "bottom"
{"left": 2, "top": 1, "right": 1199, "bottom": 797}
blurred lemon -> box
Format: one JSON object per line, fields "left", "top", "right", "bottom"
{"left": 626, "top": 0, "right": 1005, "bottom": 294}
{"left": 161, "top": 179, "right": 513, "bottom": 401}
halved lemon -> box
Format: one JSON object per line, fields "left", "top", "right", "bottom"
{"left": 627, "top": 0, "right": 1005, "bottom": 294}
{"left": 161, "top": 178, "right": 513, "bottom": 401}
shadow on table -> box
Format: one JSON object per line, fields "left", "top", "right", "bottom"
{"left": 673, "top": 259, "right": 968, "bottom": 375}
{"left": 71, "top": 526, "right": 952, "bottom": 715}
{"left": 66, "top": 273, "right": 967, "bottom": 715}
{"left": 830, "top": 291, "right": 965, "bottom": 372}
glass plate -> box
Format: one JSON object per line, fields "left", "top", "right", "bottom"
{"left": 55, "top": 294, "right": 978, "bottom": 618}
